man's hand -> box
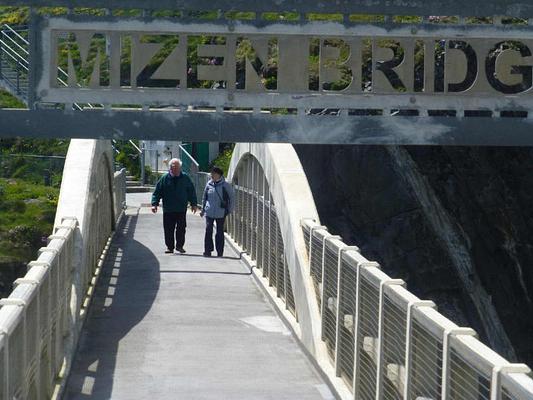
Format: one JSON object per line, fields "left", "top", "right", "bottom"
{"left": 151, "top": 206, "right": 158, "bottom": 214}
{"left": 191, "top": 205, "right": 198, "bottom": 214}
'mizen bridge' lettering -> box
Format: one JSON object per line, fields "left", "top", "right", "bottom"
{"left": 33, "top": 18, "right": 533, "bottom": 108}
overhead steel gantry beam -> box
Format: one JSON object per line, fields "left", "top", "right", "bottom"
{"left": 1, "top": 109, "right": 533, "bottom": 146}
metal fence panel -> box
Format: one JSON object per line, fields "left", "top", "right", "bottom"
{"left": 338, "top": 254, "right": 357, "bottom": 387}
{"left": 9, "top": 313, "right": 25, "bottom": 398}
{"left": 303, "top": 224, "right": 311, "bottom": 256}
{"left": 410, "top": 319, "right": 443, "bottom": 400}
{"left": 449, "top": 348, "right": 491, "bottom": 400}
{"left": 356, "top": 269, "right": 380, "bottom": 400}
{"left": 236, "top": 188, "right": 244, "bottom": 246}
{"left": 323, "top": 241, "right": 340, "bottom": 360}
{"left": 276, "top": 220, "right": 285, "bottom": 300}
{"left": 310, "top": 229, "right": 328, "bottom": 309}
{"left": 256, "top": 197, "right": 264, "bottom": 271}
{"left": 268, "top": 205, "right": 278, "bottom": 289}
{"left": 250, "top": 191, "right": 257, "bottom": 260}
{"left": 382, "top": 289, "right": 407, "bottom": 400}
{"left": 243, "top": 190, "right": 250, "bottom": 253}
{"left": 263, "top": 200, "right": 271, "bottom": 279}
{"left": 285, "top": 254, "right": 297, "bottom": 318}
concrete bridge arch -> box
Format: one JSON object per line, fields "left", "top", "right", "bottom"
{"left": 227, "top": 143, "right": 346, "bottom": 390}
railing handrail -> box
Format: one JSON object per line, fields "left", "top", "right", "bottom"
{"left": 179, "top": 144, "right": 200, "bottom": 168}
{"left": 129, "top": 140, "right": 142, "bottom": 154}
{"left": 0, "top": 39, "right": 29, "bottom": 70}
{"left": 1, "top": 30, "right": 29, "bottom": 56}
{"left": 3, "top": 24, "right": 29, "bottom": 47}
{"left": 0, "top": 50, "right": 23, "bottom": 69}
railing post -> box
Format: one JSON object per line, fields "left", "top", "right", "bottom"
{"left": 440, "top": 327, "right": 477, "bottom": 400}
{"left": 490, "top": 364, "right": 531, "bottom": 400}
{"left": 140, "top": 142, "right": 145, "bottom": 186}
{"left": 376, "top": 279, "right": 405, "bottom": 400}
{"left": 353, "top": 261, "right": 380, "bottom": 399}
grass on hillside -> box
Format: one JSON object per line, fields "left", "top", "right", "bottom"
{"left": 0, "top": 178, "right": 58, "bottom": 263}
{"left": 0, "top": 90, "right": 25, "bottom": 108}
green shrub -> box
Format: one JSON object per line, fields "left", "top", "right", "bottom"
{"left": 6, "top": 225, "right": 41, "bottom": 248}
{"left": 209, "top": 146, "right": 234, "bottom": 176}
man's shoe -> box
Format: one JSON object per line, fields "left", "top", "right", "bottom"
{"left": 176, "top": 247, "right": 186, "bottom": 254}
{"left": 217, "top": 253, "right": 223, "bottom": 258}
{"left": 165, "top": 249, "right": 173, "bottom": 254}
{"left": 203, "top": 252, "right": 212, "bottom": 257}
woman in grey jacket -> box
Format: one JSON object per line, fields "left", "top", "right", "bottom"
{"left": 200, "top": 166, "right": 235, "bottom": 257}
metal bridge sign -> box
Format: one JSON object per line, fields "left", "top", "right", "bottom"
{"left": 34, "top": 17, "right": 533, "bottom": 112}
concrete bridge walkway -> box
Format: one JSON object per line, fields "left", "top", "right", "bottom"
{"left": 64, "top": 193, "right": 332, "bottom": 400}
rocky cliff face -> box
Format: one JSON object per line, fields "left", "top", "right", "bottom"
{"left": 295, "top": 145, "right": 533, "bottom": 367}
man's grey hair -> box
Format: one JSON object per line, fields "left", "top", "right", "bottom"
{"left": 169, "top": 158, "right": 182, "bottom": 167}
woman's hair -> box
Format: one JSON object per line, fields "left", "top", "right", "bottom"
{"left": 211, "top": 166, "right": 224, "bottom": 176}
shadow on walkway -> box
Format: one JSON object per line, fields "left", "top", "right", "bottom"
{"left": 65, "top": 213, "right": 161, "bottom": 399}
{"left": 174, "top": 253, "right": 242, "bottom": 261}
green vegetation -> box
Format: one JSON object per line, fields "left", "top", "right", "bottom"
{"left": 114, "top": 140, "right": 141, "bottom": 178}
{"left": 0, "top": 170, "right": 61, "bottom": 297}
{"left": 0, "top": 90, "right": 25, "bottom": 108}
{"left": 210, "top": 145, "right": 234, "bottom": 176}
{"left": 0, "top": 178, "right": 58, "bottom": 261}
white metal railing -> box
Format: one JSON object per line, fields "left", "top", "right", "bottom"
{"left": 0, "top": 46, "right": 28, "bottom": 97}
{"left": 302, "top": 220, "right": 533, "bottom": 400}
{"left": 0, "top": 140, "right": 126, "bottom": 399}
{"left": 113, "top": 168, "right": 127, "bottom": 222}
{"left": 226, "top": 154, "right": 304, "bottom": 321}
{"left": 226, "top": 152, "right": 533, "bottom": 400}
{"left": 193, "top": 171, "right": 211, "bottom": 207}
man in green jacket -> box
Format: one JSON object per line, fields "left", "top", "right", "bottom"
{"left": 151, "top": 158, "right": 198, "bottom": 254}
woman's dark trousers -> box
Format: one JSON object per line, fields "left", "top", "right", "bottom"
{"left": 163, "top": 212, "right": 187, "bottom": 251}
{"left": 205, "top": 216, "right": 226, "bottom": 256}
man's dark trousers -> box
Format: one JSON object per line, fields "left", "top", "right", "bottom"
{"left": 163, "top": 212, "right": 187, "bottom": 251}
{"left": 205, "top": 217, "right": 225, "bottom": 256}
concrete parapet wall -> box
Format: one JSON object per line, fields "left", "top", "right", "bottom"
{"left": 0, "top": 139, "right": 125, "bottom": 399}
